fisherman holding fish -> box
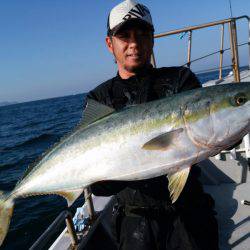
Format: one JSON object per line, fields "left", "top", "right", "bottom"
{"left": 0, "top": 0, "right": 249, "bottom": 248}
{"left": 87, "top": 1, "right": 219, "bottom": 249}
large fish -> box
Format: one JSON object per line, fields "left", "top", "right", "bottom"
{"left": 0, "top": 83, "right": 250, "bottom": 245}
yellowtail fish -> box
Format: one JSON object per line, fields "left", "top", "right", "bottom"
{"left": 0, "top": 82, "right": 250, "bottom": 245}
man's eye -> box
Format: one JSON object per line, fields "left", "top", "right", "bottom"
{"left": 117, "top": 33, "right": 129, "bottom": 39}
{"left": 138, "top": 32, "right": 151, "bottom": 38}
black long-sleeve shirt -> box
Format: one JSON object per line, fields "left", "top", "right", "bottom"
{"left": 86, "top": 66, "right": 203, "bottom": 207}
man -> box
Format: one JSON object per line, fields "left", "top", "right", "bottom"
{"left": 86, "top": 1, "right": 219, "bottom": 249}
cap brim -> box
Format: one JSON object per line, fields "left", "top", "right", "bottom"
{"left": 109, "top": 19, "right": 154, "bottom": 36}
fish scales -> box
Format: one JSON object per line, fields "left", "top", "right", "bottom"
{"left": 9, "top": 83, "right": 250, "bottom": 195}
{"left": 0, "top": 83, "right": 250, "bottom": 246}
{"left": 8, "top": 83, "right": 250, "bottom": 193}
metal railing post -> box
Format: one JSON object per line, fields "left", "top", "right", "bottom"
{"left": 65, "top": 211, "right": 78, "bottom": 246}
{"left": 187, "top": 31, "right": 192, "bottom": 68}
{"left": 229, "top": 20, "right": 241, "bottom": 82}
{"left": 151, "top": 52, "right": 156, "bottom": 68}
{"left": 84, "top": 187, "right": 95, "bottom": 221}
{"left": 244, "top": 134, "right": 250, "bottom": 159}
{"left": 248, "top": 17, "right": 250, "bottom": 69}
{"left": 232, "top": 20, "right": 241, "bottom": 82}
{"left": 219, "top": 24, "right": 225, "bottom": 79}
{"left": 154, "top": 16, "right": 249, "bottom": 77}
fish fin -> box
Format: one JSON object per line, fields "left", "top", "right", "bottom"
{"left": 0, "top": 193, "right": 14, "bottom": 246}
{"left": 167, "top": 166, "right": 190, "bottom": 203}
{"left": 142, "top": 128, "right": 184, "bottom": 151}
{"left": 80, "top": 99, "right": 115, "bottom": 128}
{"left": 18, "top": 100, "right": 114, "bottom": 184}
{"left": 55, "top": 189, "right": 83, "bottom": 207}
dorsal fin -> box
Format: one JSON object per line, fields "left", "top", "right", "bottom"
{"left": 80, "top": 99, "right": 115, "bottom": 128}
{"left": 16, "top": 99, "right": 115, "bottom": 185}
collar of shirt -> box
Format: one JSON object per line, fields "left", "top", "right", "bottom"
{"left": 115, "top": 64, "right": 154, "bottom": 85}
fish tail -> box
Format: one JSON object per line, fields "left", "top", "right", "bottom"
{"left": 0, "top": 192, "right": 14, "bottom": 246}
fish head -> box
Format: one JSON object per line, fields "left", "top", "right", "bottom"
{"left": 183, "top": 82, "right": 250, "bottom": 151}
{"left": 209, "top": 82, "right": 250, "bottom": 147}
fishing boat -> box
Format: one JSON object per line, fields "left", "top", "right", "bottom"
{"left": 29, "top": 15, "right": 250, "bottom": 250}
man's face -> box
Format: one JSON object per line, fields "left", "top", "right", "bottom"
{"left": 106, "top": 22, "right": 154, "bottom": 74}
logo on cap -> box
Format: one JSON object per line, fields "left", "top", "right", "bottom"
{"left": 108, "top": 0, "right": 153, "bottom": 35}
{"left": 123, "top": 4, "right": 150, "bottom": 21}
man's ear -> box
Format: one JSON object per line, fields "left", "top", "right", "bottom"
{"left": 105, "top": 36, "right": 114, "bottom": 54}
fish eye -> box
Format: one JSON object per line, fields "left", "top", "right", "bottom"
{"left": 232, "top": 93, "right": 247, "bottom": 106}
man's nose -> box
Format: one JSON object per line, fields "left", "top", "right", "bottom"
{"left": 128, "top": 33, "right": 140, "bottom": 45}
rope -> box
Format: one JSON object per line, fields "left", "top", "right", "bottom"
{"left": 182, "top": 42, "right": 248, "bottom": 68}
{"left": 194, "top": 65, "right": 233, "bottom": 75}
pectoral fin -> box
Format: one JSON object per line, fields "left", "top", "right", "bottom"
{"left": 56, "top": 189, "right": 83, "bottom": 206}
{"left": 142, "top": 128, "right": 184, "bottom": 151}
{"left": 167, "top": 166, "right": 190, "bottom": 203}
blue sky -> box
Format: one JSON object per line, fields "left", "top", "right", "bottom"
{"left": 0, "top": 0, "right": 249, "bottom": 103}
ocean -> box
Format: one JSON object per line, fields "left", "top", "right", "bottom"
{"left": 0, "top": 68, "right": 238, "bottom": 249}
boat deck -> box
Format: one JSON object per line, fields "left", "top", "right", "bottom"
{"left": 48, "top": 182, "right": 250, "bottom": 250}
{"left": 203, "top": 69, "right": 250, "bottom": 86}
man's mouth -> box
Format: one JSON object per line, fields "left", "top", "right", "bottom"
{"left": 127, "top": 53, "right": 141, "bottom": 59}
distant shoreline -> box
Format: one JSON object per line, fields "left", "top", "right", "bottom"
{"left": 0, "top": 101, "right": 18, "bottom": 107}
{"left": 0, "top": 93, "right": 85, "bottom": 108}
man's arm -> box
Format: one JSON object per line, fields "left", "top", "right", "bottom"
{"left": 90, "top": 181, "right": 127, "bottom": 196}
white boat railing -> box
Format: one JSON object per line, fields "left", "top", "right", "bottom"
{"left": 214, "top": 134, "right": 250, "bottom": 161}
{"left": 151, "top": 15, "right": 250, "bottom": 82}
{"left": 244, "top": 134, "right": 250, "bottom": 159}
